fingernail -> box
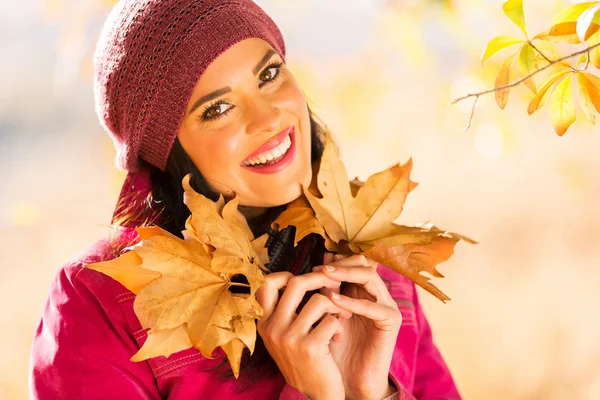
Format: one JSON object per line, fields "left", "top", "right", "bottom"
{"left": 334, "top": 254, "right": 344, "bottom": 261}
{"left": 331, "top": 292, "right": 340, "bottom": 300}
{"left": 313, "top": 266, "right": 322, "bottom": 272}
{"left": 324, "top": 265, "right": 335, "bottom": 272}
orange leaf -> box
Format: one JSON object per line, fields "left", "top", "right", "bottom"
{"left": 527, "top": 70, "right": 571, "bottom": 115}
{"left": 273, "top": 129, "right": 475, "bottom": 302}
{"left": 130, "top": 325, "right": 193, "bottom": 362}
{"left": 87, "top": 180, "right": 269, "bottom": 378}
{"left": 495, "top": 53, "right": 517, "bottom": 109}
{"left": 580, "top": 72, "right": 600, "bottom": 113}
{"left": 85, "top": 250, "right": 159, "bottom": 295}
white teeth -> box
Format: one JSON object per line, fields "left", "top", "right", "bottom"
{"left": 243, "top": 133, "right": 292, "bottom": 166}
{"left": 270, "top": 147, "right": 283, "bottom": 158}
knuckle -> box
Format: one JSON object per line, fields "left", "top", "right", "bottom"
{"left": 280, "top": 332, "right": 298, "bottom": 350}
{"left": 308, "top": 293, "right": 329, "bottom": 308}
{"left": 323, "top": 314, "right": 340, "bottom": 328}
{"left": 286, "top": 275, "right": 302, "bottom": 290}
{"left": 264, "top": 324, "right": 279, "bottom": 341}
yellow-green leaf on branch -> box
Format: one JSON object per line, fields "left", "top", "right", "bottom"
{"left": 481, "top": 36, "right": 523, "bottom": 65}
{"left": 548, "top": 74, "right": 577, "bottom": 136}
{"left": 517, "top": 43, "right": 538, "bottom": 93}
{"left": 550, "top": 2, "right": 599, "bottom": 26}
{"left": 577, "top": 3, "right": 600, "bottom": 43}
{"left": 527, "top": 70, "right": 571, "bottom": 115}
{"left": 503, "top": 0, "right": 528, "bottom": 37}
{"left": 495, "top": 52, "right": 517, "bottom": 109}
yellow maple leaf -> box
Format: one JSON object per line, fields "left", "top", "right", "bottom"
{"left": 272, "top": 130, "right": 476, "bottom": 303}
{"left": 87, "top": 180, "right": 270, "bottom": 378}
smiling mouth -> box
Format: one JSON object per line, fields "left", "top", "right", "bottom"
{"left": 241, "top": 126, "right": 294, "bottom": 167}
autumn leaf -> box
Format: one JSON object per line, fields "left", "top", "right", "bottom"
{"left": 86, "top": 250, "right": 160, "bottom": 294}
{"left": 577, "top": 72, "right": 600, "bottom": 124}
{"left": 131, "top": 324, "right": 193, "bottom": 362}
{"left": 183, "top": 174, "right": 269, "bottom": 277}
{"left": 537, "top": 2, "right": 600, "bottom": 44}
{"left": 495, "top": 52, "right": 517, "bottom": 109}
{"left": 576, "top": 3, "right": 600, "bottom": 43}
{"left": 548, "top": 73, "right": 576, "bottom": 136}
{"left": 527, "top": 70, "right": 571, "bottom": 115}
{"left": 86, "top": 179, "right": 271, "bottom": 378}
{"left": 272, "top": 130, "right": 476, "bottom": 302}
{"left": 550, "top": 2, "right": 599, "bottom": 27}
{"left": 517, "top": 43, "right": 538, "bottom": 93}
{"left": 502, "top": 0, "right": 527, "bottom": 37}
{"left": 480, "top": 36, "right": 523, "bottom": 65}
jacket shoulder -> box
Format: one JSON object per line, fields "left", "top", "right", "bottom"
{"left": 58, "top": 228, "right": 140, "bottom": 297}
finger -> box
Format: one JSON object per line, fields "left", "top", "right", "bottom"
{"left": 323, "top": 252, "right": 334, "bottom": 265}
{"left": 289, "top": 294, "right": 344, "bottom": 334}
{"left": 329, "top": 292, "right": 401, "bottom": 331}
{"left": 256, "top": 271, "right": 293, "bottom": 325}
{"left": 271, "top": 272, "right": 342, "bottom": 328}
{"left": 318, "top": 287, "right": 351, "bottom": 319}
{"left": 333, "top": 253, "right": 347, "bottom": 261}
{"left": 313, "top": 254, "right": 373, "bottom": 271}
{"left": 334, "top": 254, "right": 377, "bottom": 268}
{"left": 308, "top": 314, "right": 345, "bottom": 344}
{"left": 320, "top": 265, "right": 389, "bottom": 304}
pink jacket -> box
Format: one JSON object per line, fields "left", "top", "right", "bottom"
{"left": 29, "top": 226, "right": 462, "bottom": 400}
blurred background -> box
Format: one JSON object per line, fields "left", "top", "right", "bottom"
{"left": 2, "top": 0, "right": 599, "bottom": 399}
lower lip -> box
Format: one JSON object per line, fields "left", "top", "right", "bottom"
{"left": 241, "top": 128, "right": 297, "bottom": 175}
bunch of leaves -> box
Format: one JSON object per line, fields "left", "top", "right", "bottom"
{"left": 272, "top": 130, "right": 476, "bottom": 303}
{"left": 473, "top": 0, "right": 600, "bottom": 135}
{"left": 85, "top": 175, "right": 270, "bottom": 378}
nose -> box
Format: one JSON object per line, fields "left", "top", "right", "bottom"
{"left": 245, "top": 94, "right": 282, "bottom": 137}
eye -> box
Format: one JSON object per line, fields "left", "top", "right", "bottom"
{"left": 258, "top": 61, "right": 284, "bottom": 87}
{"left": 201, "top": 100, "right": 233, "bottom": 121}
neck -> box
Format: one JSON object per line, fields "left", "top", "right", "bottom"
{"left": 238, "top": 204, "right": 269, "bottom": 221}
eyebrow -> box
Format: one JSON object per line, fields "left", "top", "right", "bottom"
{"left": 187, "top": 49, "right": 277, "bottom": 117}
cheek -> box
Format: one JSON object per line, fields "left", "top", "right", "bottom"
{"left": 183, "top": 129, "right": 240, "bottom": 175}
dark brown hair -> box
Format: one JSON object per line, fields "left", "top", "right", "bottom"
{"left": 111, "top": 105, "right": 328, "bottom": 390}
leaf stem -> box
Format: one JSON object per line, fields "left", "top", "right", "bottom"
{"left": 451, "top": 41, "right": 600, "bottom": 130}
{"left": 528, "top": 41, "right": 552, "bottom": 64}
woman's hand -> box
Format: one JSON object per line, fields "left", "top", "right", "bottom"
{"left": 314, "top": 254, "right": 402, "bottom": 400}
{"left": 255, "top": 271, "right": 350, "bottom": 400}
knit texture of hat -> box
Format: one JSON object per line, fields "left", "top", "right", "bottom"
{"left": 93, "top": 0, "right": 286, "bottom": 173}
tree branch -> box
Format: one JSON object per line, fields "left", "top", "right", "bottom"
{"left": 451, "top": 41, "right": 600, "bottom": 130}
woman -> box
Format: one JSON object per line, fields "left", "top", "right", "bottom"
{"left": 29, "top": 1, "right": 462, "bottom": 399}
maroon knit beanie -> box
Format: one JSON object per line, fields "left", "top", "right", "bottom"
{"left": 93, "top": 0, "right": 286, "bottom": 174}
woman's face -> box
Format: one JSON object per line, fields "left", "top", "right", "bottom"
{"left": 177, "top": 38, "right": 312, "bottom": 209}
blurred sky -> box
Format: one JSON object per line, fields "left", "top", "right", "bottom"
{"left": 1, "top": 0, "right": 600, "bottom": 399}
